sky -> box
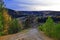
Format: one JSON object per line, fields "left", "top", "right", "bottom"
{"left": 3, "top": 0, "right": 60, "bottom": 11}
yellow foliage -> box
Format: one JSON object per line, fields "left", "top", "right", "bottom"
{"left": 3, "top": 9, "right": 12, "bottom": 22}
{"left": 3, "top": 9, "right": 12, "bottom": 34}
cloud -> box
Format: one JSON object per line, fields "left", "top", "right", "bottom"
{"left": 32, "top": 5, "right": 60, "bottom": 11}
{"left": 4, "top": 0, "right": 60, "bottom": 11}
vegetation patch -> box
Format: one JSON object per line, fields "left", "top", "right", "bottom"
{"left": 38, "top": 17, "right": 60, "bottom": 40}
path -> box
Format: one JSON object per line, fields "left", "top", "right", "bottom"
{"left": 0, "top": 28, "right": 53, "bottom": 40}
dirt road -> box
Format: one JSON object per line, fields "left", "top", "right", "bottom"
{"left": 0, "top": 28, "right": 53, "bottom": 40}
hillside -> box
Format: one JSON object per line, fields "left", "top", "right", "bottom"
{"left": 6, "top": 8, "right": 60, "bottom": 18}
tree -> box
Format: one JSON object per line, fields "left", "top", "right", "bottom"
{"left": 0, "top": 0, "right": 4, "bottom": 36}
{"left": 3, "top": 9, "right": 12, "bottom": 35}
{"left": 0, "top": 0, "right": 12, "bottom": 35}
{"left": 40, "top": 17, "right": 55, "bottom": 36}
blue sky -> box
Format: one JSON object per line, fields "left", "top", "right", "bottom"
{"left": 4, "top": 0, "right": 60, "bottom": 11}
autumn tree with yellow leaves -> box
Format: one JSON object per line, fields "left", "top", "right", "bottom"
{"left": 0, "top": 0, "right": 12, "bottom": 35}
{"left": 3, "top": 8, "right": 12, "bottom": 35}
{"left": 0, "top": 0, "right": 22, "bottom": 35}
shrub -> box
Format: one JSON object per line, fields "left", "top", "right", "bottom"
{"left": 0, "top": 13, "right": 4, "bottom": 36}
{"left": 8, "top": 19, "right": 21, "bottom": 34}
{"left": 38, "top": 17, "right": 60, "bottom": 40}
{"left": 53, "top": 24, "right": 60, "bottom": 40}
{"left": 40, "top": 17, "right": 55, "bottom": 35}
